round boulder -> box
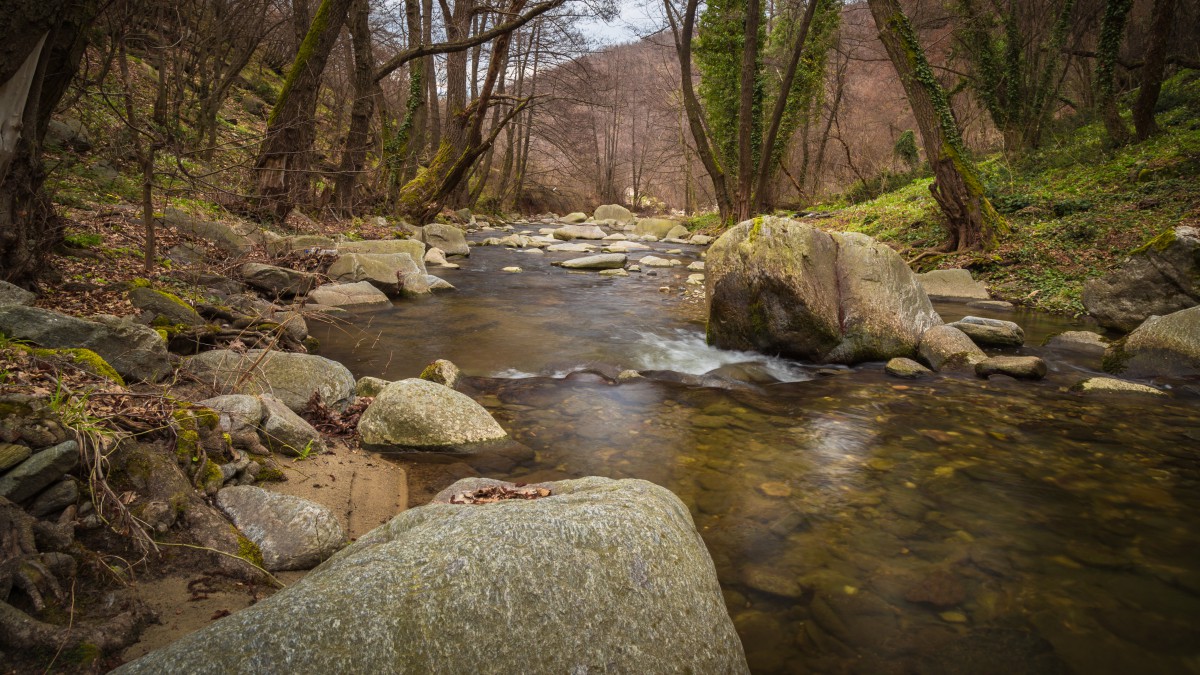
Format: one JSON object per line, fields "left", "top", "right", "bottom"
{"left": 182, "top": 350, "right": 355, "bottom": 412}
{"left": 216, "top": 486, "right": 346, "bottom": 571}
{"left": 357, "top": 378, "right": 507, "bottom": 449}
{"left": 706, "top": 217, "right": 941, "bottom": 364}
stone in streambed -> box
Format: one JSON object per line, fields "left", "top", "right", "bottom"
{"left": 357, "top": 378, "right": 507, "bottom": 449}
{"left": 556, "top": 253, "right": 626, "bottom": 270}
{"left": 306, "top": 281, "right": 391, "bottom": 308}
{"left": 419, "top": 359, "right": 461, "bottom": 389}
{"left": 216, "top": 485, "right": 346, "bottom": 571}
{"left": 1071, "top": 377, "right": 1165, "bottom": 396}
{"left": 918, "top": 325, "right": 986, "bottom": 371}
{"left": 552, "top": 224, "right": 606, "bottom": 241}
{"left": 976, "top": 356, "right": 1046, "bottom": 380}
{"left": 327, "top": 252, "right": 429, "bottom": 297}
{"left": 593, "top": 203, "right": 635, "bottom": 225}
{"left": 885, "top": 357, "right": 932, "bottom": 378}
{"left": 1083, "top": 225, "right": 1200, "bottom": 331}
{"left": 355, "top": 376, "right": 391, "bottom": 397}
{"left": 119, "top": 477, "right": 747, "bottom": 674}
{"left": 415, "top": 223, "right": 470, "bottom": 257}
{"left": 1104, "top": 305, "right": 1200, "bottom": 378}
{"left": 338, "top": 239, "right": 428, "bottom": 272}
{"left": 1044, "top": 330, "right": 1108, "bottom": 358}
{"left": 948, "top": 316, "right": 1024, "bottom": 347}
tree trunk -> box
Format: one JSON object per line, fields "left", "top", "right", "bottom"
{"left": 333, "top": 0, "right": 375, "bottom": 211}
{"left": 252, "top": 0, "right": 354, "bottom": 222}
{"left": 734, "top": 0, "right": 762, "bottom": 223}
{"left": 867, "top": 0, "right": 1006, "bottom": 250}
{"left": 1097, "top": 0, "right": 1133, "bottom": 145}
{"left": 0, "top": 1, "right": 96, "bottom": 286}
{"left": 1132, "top": 0, "right": 1176, "bottom": 140}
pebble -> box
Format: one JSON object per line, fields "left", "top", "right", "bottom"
{"left": 502, "top": 266, "right": 522, "bottom": 273}
{"left": 758, "top": 482, "right": 792, "bottom": 498}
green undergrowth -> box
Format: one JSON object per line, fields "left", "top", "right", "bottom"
{"left": 816, "top": 71, "right": 1200, "bottom": 315}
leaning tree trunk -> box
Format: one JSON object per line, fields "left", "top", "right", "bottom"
{"left": 1132, "top": 0, "right": 1176, "bottom": 140}
{"left": 0, "top": 1, "right": 97, "bottom": 286}
{"left": 867, "top": 0, "right": 1006, "bottom": 251}
{"left": 1096, "top": 0, "right": 1134, "bottom": 145}
{"left": 252, "top": 0, "right": 354, "bottom": 222}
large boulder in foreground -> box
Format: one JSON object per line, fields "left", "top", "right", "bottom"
{"left": 1083, "top": 226, "right": 1200, "bottom": 331}
{"left": 0, "top": 306, "right": 171, "bottom": 382}
{"left": 116, "top": 477, "right": 748, "bottom": 674}
{"left": 706, "top": 217, "right": 942, "bottom": 364}
{"left": 357, "top": 378, "right": 507, "bottom": 449}
{"left": 1104, "top": 305, "right": 1200, "bottom": 378}
{"left": 182, "top": 350, "right": 355, "bottom": 412}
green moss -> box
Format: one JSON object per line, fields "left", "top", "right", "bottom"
{"left": 61, "top": 642, "right": 101, "bottom": 665}
{"left": 150, "top": 288, "right": 195, "bottom": 311}
{"left": 748, "top": 216, "right": 765, "bottom": 243}
{"left": 269, "top": 0, "right": 335, "bottom": 127}
{"left": 130, "top": 277, "right": 152, "bottom": 288}
{"left": 201, "top": 459, "right": 224, "bottom": 492}
{"left": 236, "top": 532, "right": 265, "bottom": 568}
{"left": 1131, "top": 228, "right": 1177, "bottom": 255}
{"left": 25, "top": 346, "right": 125, "bottom": 385}
{"left": 1101, "top": 339, "right": 1129, "bottom": 374}
{"left": 303, "top": 336, "right": 320, "bottom": 352}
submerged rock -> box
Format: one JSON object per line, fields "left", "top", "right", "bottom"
{"left": 886, "top": 357, "right": 932, "bottom": 378}
{"left": 975, "top": 356, "right": 1047, "bottom": 380}
{"left": 118, "top": 477, "right": 747, "bottom": 674}
{"left": 216, "top": 486, "right": 346, "bottom": 571}
{"left": 1072, "top": 377, "right": 1165, "bottom": 396}
{"left": 357, "top": 378, "right": 507, "bottom": 449}
{"left": 1044, "top": 331, "right": 1108, "bottom": 358}
{"left": 706, "top": 217, "right": 941, "bottom": 364}
{"left": 1083, "top": 226, "right": 1200, "bottom": 331}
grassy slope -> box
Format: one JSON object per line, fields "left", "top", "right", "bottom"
{"left": 818, "top": 72, "right": 1200, "bottom": 315}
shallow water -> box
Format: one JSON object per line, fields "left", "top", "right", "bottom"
{"left": 312, "top": 229, "right": 1200, "bottom": 674}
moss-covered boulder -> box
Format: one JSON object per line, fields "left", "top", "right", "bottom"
{"left": 415, "top": 223, "right": 469, "bottom": 257}
{"left": 0, "top": 307, "right": 171, "bottom": 382}
{"left": 182, "top": 350, "right": 355, "bottom": 412}
{"left": 1104, "top": 305, "right": 1200, "bottom": 378}
{"left": 327, "top": 252, "right": 430, "bottom": 297}
{"left": 357, "top": 378, "right": 506, "bottom": 450}
{"left": 128, "top": 287, "right": 204, "bottom": 326}
{"left": 1083, "top": 225, "right": 1200, "bottom": 331}
{"left": 706, "top": 218, "right": 942, "bottom": 364}
{"left": 115, "top": 477, "right": 748, "bottom": 674}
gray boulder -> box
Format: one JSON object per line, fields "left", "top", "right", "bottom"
{"left": 163, "top": 208, "right": 253, "bottom": 255}
{"left": 425, "top": 275, "right": 455, "bottom": 291}
{"left": 948, "top": 316, "right": 1024, "bottom": 347}
{"left": 358, "top": 378, "right": 507, "bottom": 449}
{"left": 259, "top": 394, "right": 326, "bottom": 456}
{"left": 665, "top": 224, "right": 690, "bottom": 240}
{"left": 216, "top": 486, "right": 346, "bottom": 571}
{"left": 117, "top": 477, "right": 748, "bottom": 674}
{"left": 327, "top": 252, "right": 430, "bottom": 297}
{"left": 1043, "top": 331, "right": 1108, "bottom": 358}
{"left": 200, "top": 395, "right": 264, "bottom": 437}
{"left": 885, "top": 357, "right": 932, "bottom": 378}
{"left": 419, "top": 359, "right": 461, "bottom": 389}
{"left": 593, "top": 204, "right": 635, "bottom": 225}
{"left": 1072, "top": 377, "right": 1165, "bottom": 396}
{"left": 639, "top": 255, "right": 675, "bottom": 268}
{"left": 559, "top": 211, "right": 588, "bottom": 223}
{"left": 918, "top": 325, "right": 986, "bottom": 371}
{"left": 240, "top": 263, "right": 316, "bottom": 298}
{"left": 0, "top": 280, "right": 35, "bottom": 306}
{"left": 0, "top": 307, "right": 171, "bottom": 382}
{"left": 355, "top": 376, "right": 391, "bottom": 397}
{"left": 1105, "top": 305, "right": 1200, "bottom": 378}
{"left": 28, "top": 479, "right": 79, "bottom": 517}
{"left": 556, "top": 253, "right": 627, "bottom": 270}
{"left": 603, "top": 240, "right": 651, "bottom": 253}
{"left": 337, "top": 239, "right": 427, "bottom": 273}
{"left": 416, "top": 224, "right": 469, "bottom": 257}
{"left": 128, "top": 287, "right": 204, "bottom": 326}
{"left": 633, "top": 218, "right": 679, "bottom": 238}
{"left": 706, "top": 218, "right": 942, "bottom": 364}
{"left": 975, "top": 356, "right": 1047, "bottom": 380}
{"left": 182, "top": 350, "right": 355, "bottom": 412}
{"left": 917, "top": 269, "right": 990, "bottom": 300}
{"left": 690, "top": 234, "right": 714, "bottom": 246}
{"left": 307, "top": 281, "right": 391, "bottom": 308}
{"left": 1083, "top": 226, "right": 1200, "bottom": 331}
{"left": 0, "top": 441, "right": 78, "bottom": 503}
{"left": 423, "top": 247, "right": 458, "bottom": 269}
{"left": 552, "top": 224, "right": 607, "bottom": 241}
{"left": 546, "top": 242, "right": 596, "bottom": 253}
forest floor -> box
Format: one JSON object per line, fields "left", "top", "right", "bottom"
{"left": 811, "top": 71, "right": 1200, "bottom": 315}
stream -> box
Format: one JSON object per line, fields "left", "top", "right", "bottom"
{"left": 311, "top": 229, "right": 1200, "bottom": 674}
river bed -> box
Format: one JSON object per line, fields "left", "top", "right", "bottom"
{"left": 311, "top": 229, "right": 1200, "bottom": 674}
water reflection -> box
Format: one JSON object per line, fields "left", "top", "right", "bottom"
{"left": 313, "top": 230, "right": 1200, "bottom": 673}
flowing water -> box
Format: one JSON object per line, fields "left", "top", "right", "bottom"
{"left": 312, "top": 229, "right": 1200, "bottom": 674}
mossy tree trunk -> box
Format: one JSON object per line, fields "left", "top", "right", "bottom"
{"left": 867, "top": 0, "right": 1007, "bottom": 251}
{"left": 1096, "top": 0, "right": 1133, "bottom": 145}
{"left": 0, "top": 0, "right": 96, "bottom": 286}
{"left": 332, "top": 0, "right": 375, "bottom": 212}
{"left": 1132, "top": 0, "right": 1176, "bottom": 140}
{"left": 252, "top": 0, "right": 354, "bottom": 222}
